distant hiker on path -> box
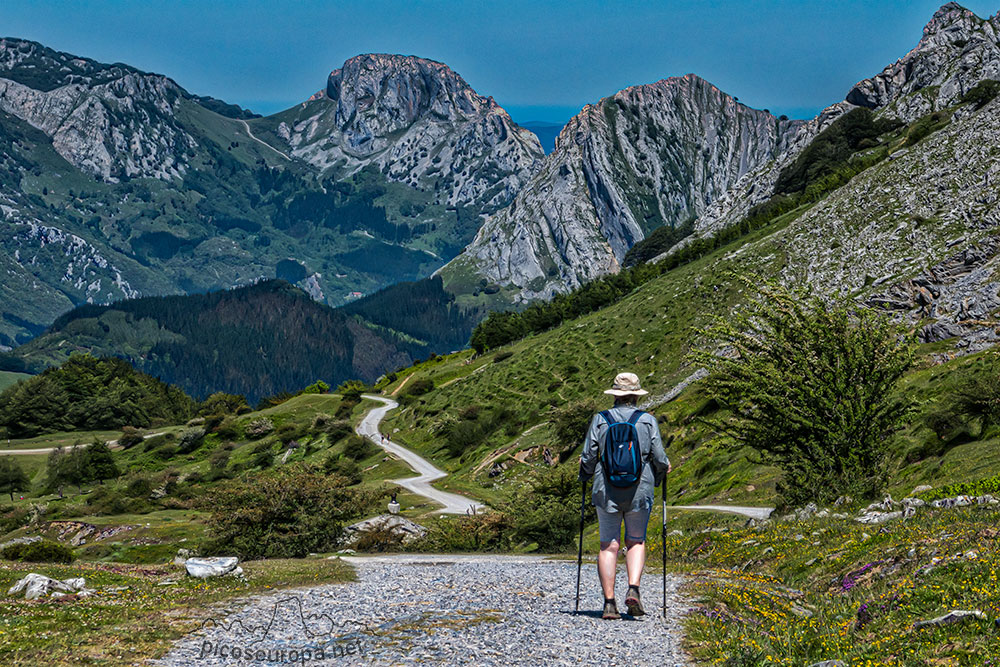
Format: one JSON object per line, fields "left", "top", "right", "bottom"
{"left": 579, "top": 372, "right": 670, "bottom": 620}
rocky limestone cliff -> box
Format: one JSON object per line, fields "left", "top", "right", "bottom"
{"left": 847, "top": 2, "right": 1000, "bottom": 121}
{"left": 445, "top": 74, "right": 800, "bottom": 300}
{"left": 0, "top": 38, "right": 195, "bottom": 182}
{"left": 773, "top": 93, "right": 1000, "bottom": 355}
{"left": 691, "top": 2, "right": 1000, "bottom": 242}
{"left": 273, "top": 54, "right": 543, "bottom": 211}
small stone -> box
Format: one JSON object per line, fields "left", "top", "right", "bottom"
{"left": 790, "top": 604, "right": 813, "bottom": 618}
{"left": 172, "top": 548, "right": 193, "bottom": 566}
{"left": 913, "top": 609, "right": 986, "bottom": 629}
{"left": 808, "top": 661, "right": 847, "bottom": 667}
{"left": 911, "top": 485, "right": 932, "bottom": 495}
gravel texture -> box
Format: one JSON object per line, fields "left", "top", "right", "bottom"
{"left": 159, "top": 554, "right": 691, "bottom": 666}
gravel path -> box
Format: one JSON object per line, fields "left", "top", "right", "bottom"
{"left": 357, "top": 395, "right": 484, "bottom": 514}
{"left": 158, "top": 555, "right": 691, "bottom": 666}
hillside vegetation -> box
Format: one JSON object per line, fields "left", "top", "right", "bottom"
{"left": 374, "top": 93, "right": 1000, "bottom": 514}
{"left": 2, "top": 281, "right": 431, "bottom": 402}
{"left": 0, "top": 355, "right": 193, "bottom": 438}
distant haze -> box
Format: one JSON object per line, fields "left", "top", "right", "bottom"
{"left": 2, "top": 1, "right": 998, "bottom": 124}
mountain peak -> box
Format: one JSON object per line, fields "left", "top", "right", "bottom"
{"left": 923, "top": 2, "right": 981, "bottom": 37}
{"left": 846, "top": 2, "right": 998, "bottom": 118}
{"left": 325, "top": 52, "right": 490, "bottom": 118}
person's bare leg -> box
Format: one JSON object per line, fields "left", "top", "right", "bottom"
{"left": 598, "top": 540, "right": 619, "bottom": 599}
{"left": 624, "top": 539, "right": 646, "bottom": 586}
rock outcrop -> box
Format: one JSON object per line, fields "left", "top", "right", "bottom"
{"left": 274, "top": 53, "right": 543, "bottom": 211}
{"left": 691, "top": 2, "right": 1000, "bottom": 241}
{"left": 0, "top": 38, "right": 195, "bottom": 182}
{"left": 445, "top": 74, "right": 801, "bottom": 300}
{"left": 846, "top": 2, "right": 1000, "bottom": 121}
{"left": 446, "top": 3, "right": 1000, "bottom": 301}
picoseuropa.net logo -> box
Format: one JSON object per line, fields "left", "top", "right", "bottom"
{"left": 195, "top": 595, "right": 369, "bottom": 664}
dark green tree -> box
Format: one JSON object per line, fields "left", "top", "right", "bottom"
{"left": 0, "top": 456, "right": 30, "bottom": 501}
{"left": 85, "top": 439, "right": 119, "bottom": 485}
{"left": 199, "top": 392, "right": 249, "bottom": 416}
{"left": 692, "top": 279, "right": 915, "bottom": 505}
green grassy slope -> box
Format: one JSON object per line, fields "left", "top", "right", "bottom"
{"left": 374, "top": 100, "right": 1000, "bottom": 510}
{"left": 0, "top": 392, "right": 434, "bottom": 563}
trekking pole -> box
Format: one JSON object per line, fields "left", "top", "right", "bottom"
{"left": 661, "top": 472, "right": 668, "bottom": 619}
{"left": 575, "top": 479, "right": 586, "bottom": 614}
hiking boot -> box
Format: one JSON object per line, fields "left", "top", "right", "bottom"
{"left": 602, "top": 598, "right": 621, "bottom": 620}
{"left": 625, "top": 585, "right": 645, "bottom": 616}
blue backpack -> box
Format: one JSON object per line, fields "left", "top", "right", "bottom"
{"left": 598, "top": 410, "right": 645, "bottom": 488}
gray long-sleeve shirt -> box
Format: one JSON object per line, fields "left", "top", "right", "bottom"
{"left": 578, "top": 406, "right": 670, "bottom": 513}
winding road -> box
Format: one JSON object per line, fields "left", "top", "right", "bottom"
{"left": 357, "top": 395, "right": 484, "bottom": 514}
{"left": 673, "top": 504, "right": 774, "bottom": 520}
{"left": 238, "top": 119, "right": 291, "bottom": 161}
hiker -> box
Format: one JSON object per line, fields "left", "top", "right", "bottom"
{"left": 578, "top": 372, "right": 670, "bottom": 619}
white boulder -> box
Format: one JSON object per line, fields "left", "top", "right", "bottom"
{"left": 184, "top": 556, "right": 243, "bottom": 579}
{"left": 8, "top": 573, "right": 91, "bottom": 600}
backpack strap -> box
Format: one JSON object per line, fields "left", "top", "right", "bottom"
{"left": 599, "top": 411, "right": 615, "bottom": 427}
{"left": 627, "top": 410, "right": 645, "bottom": 425}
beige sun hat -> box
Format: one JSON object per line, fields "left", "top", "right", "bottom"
{"left": 603, "top": 372, "right": 648, "bottom": 397}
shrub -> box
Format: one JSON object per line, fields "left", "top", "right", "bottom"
{"left": 155, "top": 444, "right": 178, "bottom": 460}
{"left": 177, "top": 427, "right": 206, "bottom": 454}
{"left": 311, "top": 413, "right": 334, "bottom": 431}
{"left": 441, "top": 406, "right": 516, "bottom": 457}
{"left": 2, "top": 540, "right": 75, "bottom": 564}
{"left": 324, "top": 420, "right": 354, "bottom": 442}
{"left": 301, "top": 380, "right": 330, "bottom": 395}
{"left": 413, "top": 512, "right": 515, "bottom": 552}
{"left": 86, "top": 487, "right": 137, "bottom": 515}
{"left": 501, "top": 466, "right": 583, "bottom": 551}
{"left": 277, "top": 422, "right": 306, "bottom": 444}
{"left": 142, "top": 433, "right": 172, "bottom": 452}
{"left": 214, "top": 416, "right": 241, "bottom": 440}
{"left": 403, "top": 377, "right": 434, "bottom": 397}
{"left": 950, "top": 357, "right": 1000, "bottom": 428}
{"left": 323, "top": 456, "right": 362, "bottom": 484}
{"left": 960, "top": 79, "right": 1000, "bottom": 110}
{"left": 334, "top": 398, "right": 358, "bottom": 420}
{"left": 245, "top": 417, "right": 274, "bottom": 439}
{"left": 118, "top": 426, "right": 145, "bottom": 449}
{"left": 693, "top": 278, "right": 915, "bottom": 506}
{"left": 0, "top": 506, "right": 28, "bottom": 534}
{"left": 125, "top": 476, "right": 153, "bottom": 498}
{"left": 251, "top": 447, "right": 275, "bottom": 469}
{"left": 342, "top": 434, "right": 376, "bottom": 460}
{"left": 336, "top": 380, "right": 370, "bottom": 402}
{"left": 199, "top": 392, "right": 249, "bottom": 416}
{"left": 552, "top": 399, "right": 599, "bottom": 461}
{"left": 201, "top": 467, "right": 376, "bottom": 559}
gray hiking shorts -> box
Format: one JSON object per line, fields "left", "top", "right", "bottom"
{"left": 596, "top": 507, "right": 651, "bottom": 544}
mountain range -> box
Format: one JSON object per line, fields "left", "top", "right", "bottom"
{"left": 0, "top": 42, "right": 541, "bottom": 348}
{"left": 3, "top": 2, "right": 1000, "bottom": 400}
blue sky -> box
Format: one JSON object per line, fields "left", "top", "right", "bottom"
{"left": 2, "top": 1, "right": 997, "bottom": 124}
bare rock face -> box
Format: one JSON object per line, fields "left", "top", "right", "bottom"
{"left": 688, "top": 3, "right": 1000, "bottom": 243}
{"left": 846, "top": 2, "right": 1000, "bottom": 121}
{"left": 0, "top": 38, "right": 195, "bottom": 182}
{"left": 275, "top": 54, "right": 543, "bottom": 211}
{"left": 446, "top": 74, "right": 800, "bottom": 300}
